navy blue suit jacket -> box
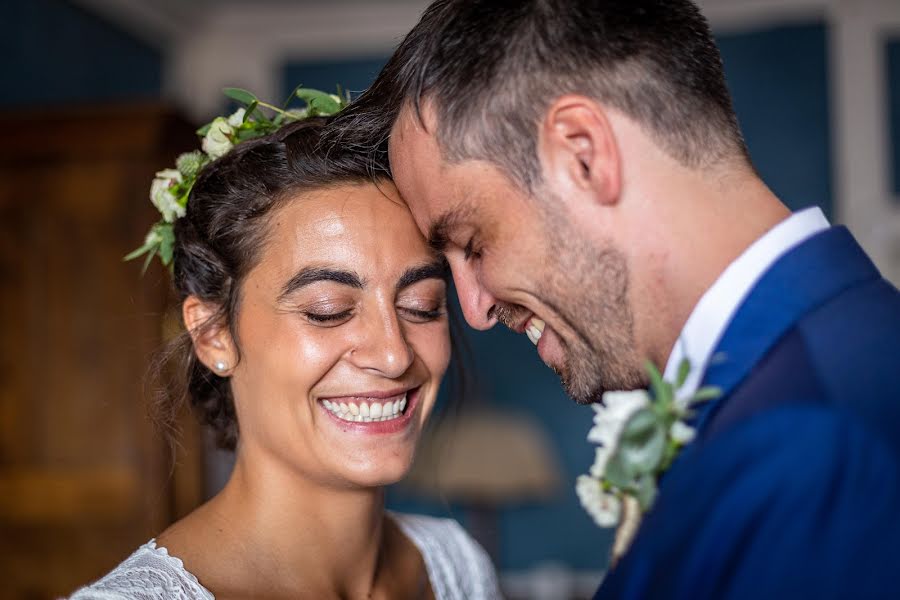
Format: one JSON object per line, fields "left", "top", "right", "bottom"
{"left": 596, "top": 227, "right": 900, "bottom": 599}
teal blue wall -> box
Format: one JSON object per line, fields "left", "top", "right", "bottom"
{"left": 0, "top": 0, "right": 162, "bottom": 108}
{"left": 284, "top": 21, "right": 835, "bottom": 572}
{"left": 717, "top": 23, "right": 833, "bottom": 217}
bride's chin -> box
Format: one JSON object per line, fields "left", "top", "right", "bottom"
{"left": 341, "top": 457, "right": 417, "bottom": 489}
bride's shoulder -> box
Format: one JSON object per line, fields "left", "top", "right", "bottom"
{"left": 67, "top": 540, "right": 214, "bottom": 600}
{"left": 391, "top": 513, "right": 502, "bottom": 599}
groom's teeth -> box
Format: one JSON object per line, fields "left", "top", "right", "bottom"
{"left": 321, "top": 393, "right": 409, "bottom": 423}
{"left": 526, "top": 318, "right": 546, "bottom": 346}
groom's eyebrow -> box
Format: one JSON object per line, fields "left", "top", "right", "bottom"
{"left": 279, "top": 267, "right": 366, "bottom": 300}
{"left": 427, "top": 205, "right": 475, "bottom": 253}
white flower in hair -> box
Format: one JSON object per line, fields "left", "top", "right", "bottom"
{"left": 202, "top": 116, "right": 235, "bottom": 159}
{"left": 150, "top": 169, "right": 185, "bottom": 223}
{"left": 576, "top": 475, "right": 622, "bottom": 528}
{"left": 227, "top": 107, "right": 246, "bottom": 128}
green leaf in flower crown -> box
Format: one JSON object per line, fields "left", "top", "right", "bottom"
{"left": 223, "top": 87, "right": 258, "bottom": 106}
{"left": 617, "top": 407, "right": 667, "bottom": 474}
{"left": 295, "top": 88, "right": 342, "bottom": 116}
{"left": 158, "top": 224, "right": 175, "bottom": 267}
{"left": 676, "top": 357, "right": 691, "bottom": 389}
{"left": 124, "top": 240, "right": 154, "bottom": 263}
{"left": 283, "top": 83, "right": 305, "bottom": 110}
{"left": 196, "top": 122, "right": 212, "bottom": 136}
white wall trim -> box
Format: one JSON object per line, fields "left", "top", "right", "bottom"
{"left": 830, "top": 0, "right": 900, "bottom": 284}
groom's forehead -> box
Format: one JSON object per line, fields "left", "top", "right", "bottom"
{"left": 390, "top": 101, "right": 442, "bottom": 163}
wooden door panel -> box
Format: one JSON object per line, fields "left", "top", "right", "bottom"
{"left": 0, "top": 106, "right": 203, "bottom": 600}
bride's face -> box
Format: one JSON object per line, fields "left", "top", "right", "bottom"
{"left": 228, "top": 181, "right": 450, "bottom": 488}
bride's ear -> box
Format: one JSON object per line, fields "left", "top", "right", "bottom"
{"left": 183, "top": 295, "right": 237, "bottom": 375}
{"left": 538, "top": 95, "right": 622, "bottom": 207}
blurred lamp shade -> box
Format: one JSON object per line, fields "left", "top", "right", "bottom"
{"left": 403, "top": 408, "right": 562, "bottom": 505}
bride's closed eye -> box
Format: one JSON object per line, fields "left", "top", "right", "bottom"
{"left": 397, "top": 303, "right": 446, "bottom": 323}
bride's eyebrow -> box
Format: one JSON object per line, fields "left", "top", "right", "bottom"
{"left": 396, "top": 261, "right": 450, "bottom": 291}
{"left": 278, "top": 267, "right": 366, "bottom": 301}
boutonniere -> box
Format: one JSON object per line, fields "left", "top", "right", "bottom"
{"left": 576, "top": 359, "right": 720, "bottom": 562}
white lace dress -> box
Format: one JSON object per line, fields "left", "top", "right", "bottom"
{"left": 69, "top": 513, "right": 502, "bottom": 600}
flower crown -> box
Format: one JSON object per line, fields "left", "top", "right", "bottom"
{"left": 126, "top": 85, "right": 349, "bottom": 272}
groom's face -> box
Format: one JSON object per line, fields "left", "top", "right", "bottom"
{"left": 390, "top": 104, "right": 646, "bottom": 403}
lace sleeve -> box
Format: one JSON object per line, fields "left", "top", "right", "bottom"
{"left": 68, "top": 540, "right": 214, "bottom": 600}
{"left": 393, "top": 513, "right": 503, "bottom": 600}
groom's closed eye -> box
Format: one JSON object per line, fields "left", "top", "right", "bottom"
{"left": 427, "top": 205, "right": 477, "bottom": 253}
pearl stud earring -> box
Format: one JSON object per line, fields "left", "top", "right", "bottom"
{"left": 214, "top": 360, "right": 227, "bottom": 372}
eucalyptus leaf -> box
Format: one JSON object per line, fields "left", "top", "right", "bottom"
{"left": 645, "top": 360, "right": 671, "bottom": 404}
{"left": 634, "top": 475, "right": 658, "bottom": 511}
{"left": 691, "top": 386, "right": 722, "bottom": 404}
{"left": 603, "top": 453, "right": 634, "bottom": 489}
{"left": 617, "top": 408, "right": 667, "bottom": 474}
{"left": 676, "top": 357, "right": 691, "bottom": 388}
{"left": 223, "top": 87, "right": 258, "bottom": 106}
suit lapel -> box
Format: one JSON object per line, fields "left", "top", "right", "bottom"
{"left": 690, "top": 226, "right": 880, "bottom": 433}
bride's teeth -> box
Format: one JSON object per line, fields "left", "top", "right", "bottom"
{"left": 321, "top": 391, "right": 411, "bottom": 423}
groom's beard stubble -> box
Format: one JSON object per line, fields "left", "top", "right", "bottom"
{"left": 547, "top": 247, "right": 647, "bottom": 403}
{"left": 490, "top": 198, "right": 647, "bottom": 404}
{"left": 537, "top": 206, "right": 647, "bottom": 404}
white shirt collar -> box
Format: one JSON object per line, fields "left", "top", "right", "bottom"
{"left": 663, "top": 207, "right": 830, "bottom": 399}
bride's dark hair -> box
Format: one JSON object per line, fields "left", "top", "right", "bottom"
{"left": 153, "top": 117, "right": 387, "bottom": 451}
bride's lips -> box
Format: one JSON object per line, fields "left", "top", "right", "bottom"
{"left": 317, "top": 386, "right": 421, "bottom": 434}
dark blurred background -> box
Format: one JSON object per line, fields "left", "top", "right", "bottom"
{"left": 2, "top": 0, "right": 899, "bottom": 598}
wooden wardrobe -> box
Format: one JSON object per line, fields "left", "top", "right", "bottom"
{"left": 0, "top": 105, "right": 205, "bottom": 599}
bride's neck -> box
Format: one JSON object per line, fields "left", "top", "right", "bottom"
{"left": 209, "top": 449, "right": 388, "bottom": 595}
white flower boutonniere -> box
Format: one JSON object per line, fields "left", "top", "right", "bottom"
{"left": 577, "top": 359, "right": 720, "bottom": 561}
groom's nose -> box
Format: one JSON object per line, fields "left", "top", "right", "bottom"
{"left": 449, "top": 259, "right": 499, "bottom": 331}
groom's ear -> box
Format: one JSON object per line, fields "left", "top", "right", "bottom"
{"left": 538, "top": 95, "right": 621, "bottom": 207}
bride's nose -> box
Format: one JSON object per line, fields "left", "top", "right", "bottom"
{"left": 349, "top": 304, "right": 415, "bottom": 378}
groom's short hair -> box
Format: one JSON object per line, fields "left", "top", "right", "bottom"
{"left": 333, "top": 0, "right": 750, "bottom": 191}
